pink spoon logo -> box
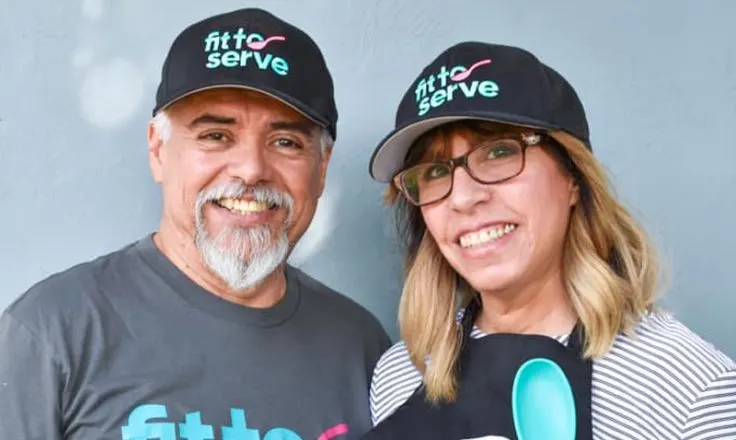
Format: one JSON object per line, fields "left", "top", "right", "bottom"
{"left": 451, "top": 58, "right": 492, "bottom": 82}
{"left": 317, "top": 423, "right": 349, "bottom": 440}
{"left": 246, "top": 35, "right": 286, "bottom": 50}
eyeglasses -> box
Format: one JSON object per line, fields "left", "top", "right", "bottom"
{"left": 393, "top": 132, "right": 545, "bottom": 206}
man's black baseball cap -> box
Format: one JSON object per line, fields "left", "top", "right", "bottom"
{"left": 369, "top": 41, "right": 590, "bottom": 182}
{"left": 153, "top": 8, "right": 338, "bottom": 139}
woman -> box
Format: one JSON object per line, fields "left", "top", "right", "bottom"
{"left": 363, "top": 42, "right": 736, "bottom": 439}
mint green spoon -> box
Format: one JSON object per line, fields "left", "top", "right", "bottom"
{"left": 512, "top": 358, "right": 577, "bottom": 440}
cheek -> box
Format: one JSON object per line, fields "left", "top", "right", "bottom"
{"left": 279, "top": 160, "right": 322, "bottom": 217}
{"left": 519, "top": 179, "right": 573, "bottom": 252}
{"left": 162, "top": 148, "right": 221, "bottom": 217}
{"left": 160, "top": 148, "right": 186, "bottom": 202}
{"left": 420, "top": 205, "right": 450, "bottom": 243}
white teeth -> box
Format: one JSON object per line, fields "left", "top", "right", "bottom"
{"left": 217, "top": 197, "right": 269, "bottom": 214}
{"left": 221, "top": 198, "right": 235, "bottom": 210}
{"left": 459, "top": 224, "right": 517, "bottom": 248}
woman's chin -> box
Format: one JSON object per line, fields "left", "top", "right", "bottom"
{"left": 459, "top": 265, "right": 521, "bottom": 296}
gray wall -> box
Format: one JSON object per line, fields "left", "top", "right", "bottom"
{"left": 1, "top": 0, "right": 734, "bottom": 355}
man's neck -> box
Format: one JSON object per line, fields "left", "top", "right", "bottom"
{"left": 474, "top": 272, "right": 576, "bottom": 338}
{"left": 153, "top": 221, "right": 287, "bottom": 309}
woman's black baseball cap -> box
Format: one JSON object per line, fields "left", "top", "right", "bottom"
{"left": 369, "top": 41, "right": 590, "bottom": 182}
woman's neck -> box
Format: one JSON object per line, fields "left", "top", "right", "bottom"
{"left": 474, "top": 273, "right": 576, "bottom": 337}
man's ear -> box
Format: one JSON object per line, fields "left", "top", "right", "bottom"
{"left": 148, "top": 121, "right": 165, "bottom": 184}
{"left": 317, "top": 144, "right": 333, "bottom": 197}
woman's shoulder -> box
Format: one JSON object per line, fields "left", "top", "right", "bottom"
{"left": 597, "top": 311, "right": 734, "bottom": 403}
{"left": 609, "top": 311, "right": 735, "bottom": 375}
{"left": 596, "top": 311, "right": 736, "bottom": 436}
{"left": 370, "top": 339, "right": 423, "bottom": 425}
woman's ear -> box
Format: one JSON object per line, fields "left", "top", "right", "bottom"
{"left": 568, "top": 178, "right": 580, "bottom": 207}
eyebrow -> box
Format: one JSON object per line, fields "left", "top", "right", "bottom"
{"left": 186, "top": 115, "right": 319, "bottom": 138}
{"left": 187, "top": 113, "right": 236, "bottom": 128}
{"left": 269, "top": 120, "right": 319, "bottom": 138}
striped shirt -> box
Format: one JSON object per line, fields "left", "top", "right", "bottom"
{"left": 370, "top": 312, "right": 736, "bottom": 439}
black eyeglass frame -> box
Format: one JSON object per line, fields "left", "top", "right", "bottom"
{"left": 392, "top": 132, "right": 548, "bottom": 207}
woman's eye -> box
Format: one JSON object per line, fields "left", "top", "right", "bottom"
{"left": 486, "top": 146, "right": 513, "bottom": 159}
{"left": 425, "top": 165, "right": 450, "bottom": 180}
{"left": 479, "top": 139, "right": 524, "bottom": 160}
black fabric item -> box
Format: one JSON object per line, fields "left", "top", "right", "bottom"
{"left": 369, "top": 41, "right": 590, "bottom": 181}
{"left": 362, "top": 299, "right": 594, "bottom": 439}
{"left": 153, "top": 8, "right": 338, "bottom": 139}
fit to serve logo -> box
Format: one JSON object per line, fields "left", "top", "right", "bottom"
{"left": 415, "top": 58, "right": 499, "bottom": 115}
{"left": 121, "top": 404, "right": 348, "bottom": 440}
{"left": 204, "top": 27, "right": 289, "bottom": 76}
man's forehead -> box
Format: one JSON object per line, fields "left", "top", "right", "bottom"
{"left": 170, "top": 88, "right": 311, "bottom": 123}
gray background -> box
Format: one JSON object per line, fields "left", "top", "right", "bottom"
{"left": 1, "top": 0, "right": 734, "bottom": 356}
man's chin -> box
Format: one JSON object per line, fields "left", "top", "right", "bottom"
{"left": 212, "top": 225, "right": 282, "bottom": 244}
{"left": 196, "top": 232, "right": 290, "bottom": 292}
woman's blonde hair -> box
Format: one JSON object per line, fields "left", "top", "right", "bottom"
{"left": 386, "top": 121, "right": 663, "bottom": 403}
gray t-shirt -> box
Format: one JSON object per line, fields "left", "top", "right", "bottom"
{"left": 0, "top": 235, "right": 391, "bottom": 440}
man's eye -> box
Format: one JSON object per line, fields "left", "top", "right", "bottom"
{"left": 274, "top": 138, "right": 303, "bottom": 149}
{"left": 199, "top": 132, "right": 229, "bottom": 142}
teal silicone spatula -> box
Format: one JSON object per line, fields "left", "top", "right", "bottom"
{"left": 511, "top": 358, "right": 577, "bottom": 440}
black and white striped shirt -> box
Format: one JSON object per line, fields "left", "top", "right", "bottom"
{"left": 370, "top": 312, "right": 736, "bottom": 439}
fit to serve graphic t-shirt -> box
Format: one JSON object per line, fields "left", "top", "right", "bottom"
{"left": 0, "top": 235, "right": 391, "bottom": 440}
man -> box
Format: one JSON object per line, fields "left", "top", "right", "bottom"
{"left": 0, "top": 8, "right": 391, "bottom": 440}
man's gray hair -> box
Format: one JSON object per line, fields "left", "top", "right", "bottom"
{"left": 318, "top": 129, "right": 334, "bottom": 153}
{"left": 152, "top": 110, "right": 333, "bottom": 152}
{"left": 151, "top": 110, "right": 172, "bottom": 143}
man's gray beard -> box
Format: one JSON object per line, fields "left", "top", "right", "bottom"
{"left": 195, "top": 224, "right": 289, "bottom": 291}
{"left": 193, "top": 184, "right": 292, "bottom": 291}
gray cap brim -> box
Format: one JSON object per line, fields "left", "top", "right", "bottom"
{"left": 369, "top": 113, "right": 557, "bottom": 182}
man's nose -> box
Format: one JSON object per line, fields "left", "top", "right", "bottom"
{"left": 227, "top": 143, "right": 273, "bottom": 185}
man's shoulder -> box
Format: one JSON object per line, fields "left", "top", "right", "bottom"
{"left": 287, "top": 265, "right": 390, "bottom": 339}
{"left": 4, "top": 239, "right": 142, "bottom": 330}
{"left": 288, "top": 265, "right": 371, "bottom": 314}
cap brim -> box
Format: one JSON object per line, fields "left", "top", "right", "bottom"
{"left": 369, "top": 112, "right": 559, "bottom": 182}
{"left": 155, "top": 83, "right": 329, "bottom": 132}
